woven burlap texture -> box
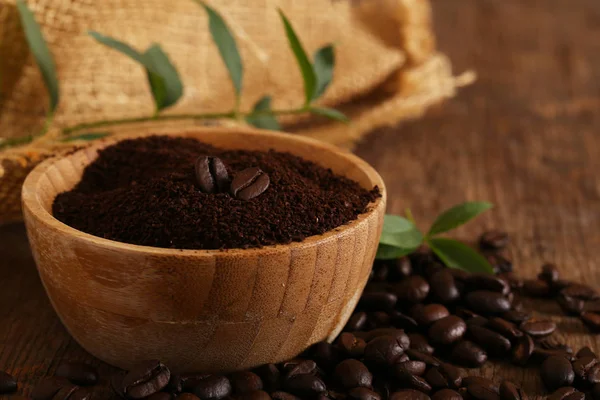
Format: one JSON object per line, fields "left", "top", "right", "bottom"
{"left": 0, "top": 0, "right": 470, "bottom": 224}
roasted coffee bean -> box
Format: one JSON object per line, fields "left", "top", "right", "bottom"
{"left": 577, "top": 346, "right": 597, "bottom": 359}
{"left": 372, "top": 264, "right": 390, "bottom": 282}
{"left": 591, "top": 365, "right": 600, "bottom": 385}
{"left": 408, "top": 334, "right": 435, "bottom": 354}
{"left": 367, "top": 311, "right": 391, "bottom": 328}
{"left": 195, "top": 156, "right": 229, "bottom": 193}
{"left": 110, "top": 372, "right": 127, "bottom": 399}
{"left": 523, "top": 280, "right": 551, "bottom": 297}
{"left": 230, "top": 167, "right": 270, "bottom": 200}
{"left": 359, "top": 292, "right": 398, "bottom": 311}
{"left": 454, "top": 308, "right": 480, "bottom": 320}
{"left": 499, "top": 381, "right": 527, "bottom": 400}
{"left": 562, "top": 284, "right": 599, "bottom": 300}
{"left": 519, "top": 319, "right": 556, "bottom": 337}
{"left": 466, "top": 291, "right": 512, "bottom": 315}
{"left": 466, "top": 274, "right": 510, "bottom": 295}
{"left": 357, "top": 328, "right": 410, "bottom": 345}
{"left": 557, "top": 295, "right": 584, "bottom": 316}
{"left": 177, "top": 394, "right": 201, "bottom": 400}
{"left": 462, "top": 377, "right": 498, "bottom": 392}
{"left": 122, "top": 360, "right": 171, "bottom": 399}
{"left": 52, "top": 384, "right": 80, "bottom": 400}
{"left": 396, "top": 371, "right": 432, "bottom": 394}
{"left": 538, "top": 338, "right": 573, "bottom": 354}
{"left": 582, "top": 312, "right": 600, "bottom": 332}
{"left": 390, "top": 389, "right": 431, "bottom": 400}
{"left": 165, "top": 375, "right": 183, "bottom": 394}
{"left": 398, "top": 354, "right": 411, "bottom": 363}
{"left": 564, "top": 393, "right": 585, "bottom": 400}
{"left": 451, "top": 341, "right": 488, "bottom": 367}
{"left": 406, "top": 350, "right": 442, "bottom": 367}
{"left": 364, "top": 335, "right": 406, "bottom": 366}
{"left": 283, "top": 360, "right": 317, "bottom": 379}
{"left": 432, "top": 389, "right": 463, "bottom": 400}
{"left": 334, "top": 359, "right": 372, "bottom": 389}
{"left": 55, "top": 362, "right": 98, "bottom": 386}
{"left": 346, "top": 312, "right": 368, "bottom": 331}
{"left": 271, "top": 392, "right": 300, "bottom": 400}
{"left": 391, "top": 312, "right": 420, "bottom": 331}
{"left": 429, "top": 270, "right": 460, "bottom": 303}
{"left": 532, "top": 348, "right": 573, "bottom": 364}
{"left": 541, "top": 356, "right": 575, "bottom": 391}
{"left": 428, "top": 316, "right": 467, "bottom": 345}
{"left": 393, "top": 257, "right": 413, "bottom": 280}
{"left": 511, "top": 334, "right": 534, "bottom": 365}
{"left": 32, "top": 377, "right": 71, "bottom": 400}
{"left": 571, "top": 356, "right": 598, "bottom": 380}
{"left": 479, "top": 230, "right": 509, "bottom": 250}
{"left": 229, "top": 371, "right": 263, "bottom": 394}
{"left": 193, "top": 375, "right": 232, "bottom": 400}
{"left": 547, "top": 387, "right": 577, "bottom": 400}
{"left": 466, "top": 384, "right": 500, "bottom": 400}
{"left": 487, "top": 317, "right": 522, "bottom": 340}
{"left": 70, "top": 387, "right": 96, "bottom": 400}
{"left": 236, "top": 390, "right": 271, "bottom": 400}
{"left": 466, "top": 316, "right": 489, "bottom": 328}
{"left": 338, "top": 332, "right": 367, "bottom": 358}
{"left": 0, "top": 371, "right": 17, "bottom": 394}
{"left": 147, "top": 393, "right": 174, "bottom": 400}
{"left": 395, "top": 361, "right": 427, "bottom": 377}
{"left": 395, "top": 276, "right": 430, "bottom": 303}
{"left": 411, "top": 304, "right": 450, "bottom": 326}
{"left": 284, "top": 374, "right": 326, "bottom": 397}
{"left": 255, "top": 364, "right": 280, "bottom": 392}
{"left": 501, "top": 310, "right": 531, "bottom": 324}
{"left": 585, "top": 300, "right": 600, "bottom": 313}
{"left": 539, "top": 263, "right": 560, "bottom": 284}
{"left": 424, "top": 364, "right": 462, "bottom": 390}
{"left": 468, "top": 325, "right": 511, "bottom": 355}
{"left": 347, "top": 387, "right": 382, "bottom": 400}
{"left": 311, "top": 341, "right": 339, "bottom": 371}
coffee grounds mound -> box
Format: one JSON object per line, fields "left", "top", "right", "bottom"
{"left": 53, "top": 136, "right": 380, "bottom": 250}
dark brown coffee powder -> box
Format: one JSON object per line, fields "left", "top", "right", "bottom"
{"left": 52, "top": 135, "right": 380, "bottom": 250}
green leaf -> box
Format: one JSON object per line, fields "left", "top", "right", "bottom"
{"left": 379, "top": 215, "right": 423, "bottom": 249}
{"left": 143, "top": 44, "right": 183, "bottom": 110}
{"left": 88, "top": 32, "right": 183, "bottom": 112}
{"left": 310, "top": 107, "right": 349, "bottom": 123}
{"left": 427, "top": 201, "right": 493, "bottom": 236}
{"left": 313, "top": 45, "right": 334, "bottom": 99}
{"left": 61, "top": 132, "right": 110, "bottom": 142}
{"left": 278, "top": 9, "right": 317, "bottom": 105}
{"left": 376, "top": 244, "right": 419, "bottom": 260}
{"left": 198, "top": 2, "right": 243, "bottom": 98}
{"left": 428, "top": 237, "right": 494, "bottom": 274}
{"left": 16, "top": 0, "right": 59, "bottom": 112}
{"left": 246, "top": 96, "right": 280, "bottom": 130}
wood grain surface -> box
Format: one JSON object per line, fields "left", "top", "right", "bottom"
{"left": 2, "top": 0, "right": 600, "bottom": 397}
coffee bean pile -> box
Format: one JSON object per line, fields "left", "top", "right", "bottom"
{"left": 2, "top": 231, "right": 600, "bottom": 399}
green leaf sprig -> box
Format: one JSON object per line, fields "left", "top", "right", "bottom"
{"left": 376, "top": 202, "right": 495, "bottom": 274}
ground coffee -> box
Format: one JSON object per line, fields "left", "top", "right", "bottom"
{"left": 52, "top": 135, "right": 380, "bottom": 250}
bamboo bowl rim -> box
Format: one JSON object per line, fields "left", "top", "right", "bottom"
{"left": 22, "top": 127, "right": 386, "bottom": 258}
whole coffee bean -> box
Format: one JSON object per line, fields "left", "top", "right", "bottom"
{"left": 432, "top": 389, "right": 462, "bottom": 400}
{"left": 448, "top": 269, "right": 470, "bottom": 281}
{"left": 367, "top": 311, "right": 391, "bottom": 328}
{"left": 479, "top": 230, "right": 509, "bottom": 250}
{"left": 577, "top": 346, "right": 597, "bottom": 358}
{"left": 406, "top": 350, "right": 441, "bottom": 367}
{"left": 539, "top": 263, "right": 560, "bottom": 284}
{"left": 466, "top": 274, "right": 510, "bottom": 295}
{"left": 254, "top": 364, "right": 280, "bottom": 392}
{"left": 429, "top": 270, "right": 460, "bottom": 303}
{"left": 230, "top": 167, "right": 270, "bottom": 200}
{"left": 148, "top": 393, "right": 173, "bottom": 400}
{"left": 499, "top": 381, "right": 527, "bottom": 400}
{"left": 581, "top": 312, "right": 600, "bottom": 332}
{"left": 372, "top": 264, "right": 390, "bottom": 282}
{"left": 428, "top": 316, "right": 467, "bottom": 345}
{"left": 229, "top": 371, "right": 263, "bottom": 394}
{"left": 52, "top": 385, "right": 80, "bottom": 400}
{"left": 454, "top": 308, "right": 480, "bottom": 320}
{"left": 466, "top": 291, "right": 512, "bottom": 315}
{"left": 572, "top": 356, "right": 598, "bottom": 380}
{"left": 395, "top": 277, "right": 430, "bottom": 303}
{"left": 486, "top": 253, "right": 513, "bottom": 274}
{"left": 511, "top": 335, "right": 534, "bottom": 365}
{"left": 523, "top": 280, "right": 551, "bottom": 297}
{"left": 501, "top": 310, "right": 531, "bottom": 324}
{"left": 585, "top": 300, "right": 600, "bottom": 313}
{"left": 466, "top": 384, "right": 500, "bottom": 400}
{"left": 284, "top": 374, "right": 326, "bottom": 397}
{"left": 177, "top": 394, "right": 201, "bottom": 400}
{"left": 412, "top": 304, "right": 450, "bottom": 326}
{"left": 338, "top": 332, "right": 367, "bottom": 358}
{"left": 193, "top": 375, "right": 232, "bottom": 400}
{"left": 564, "top": 393, "right": 585, "bottom": 400}
{"left": 468, "top": 325, "right": 511, "bottom": 355}
{"left": 462, "top": 377, "right": 498, "bottom": 392}
{"left": 55, "top": 362, "right": 98, "bottom": 386}
{"left": 334, "top": 359, "right": 372, "bottom": 389}
{"left": 195, "top": 156, "right": 229, "bottom": 193}
{"left": 348, "top": 387, "right": 382, "bottom": 400}
{"left": 390, "top": 312, "right": 420, "bottom": 331}
{"left": 360, "top": 292, "right": 398, "bottom": 311}
{"left": 395, "top": 361, "right": 427, "bottom": 377}
{"left": 588, "top": 364, "right": 600, "bottom": 385}
{"left": 562, "top": 284, "right": 599, "bottom": 300}
{"left": 424, "top": 367, "right": 458, "bottom": 390}
{"left": 271, "top": 392, "right": 300, "bottom": 400}
{"left": 122, "top": 360, "right": 171, "bottom": 399}
{"left": 519, "top": 319, "right": 556, "bottom": 337}
{"left": 346, "top": 312, "right": 368, "bottom": 331}
{"left": 0, "top": 371, "right": 17, "bottom": 394}
{"left": 487, "top": 317, "right": 522, "bottom": 340}
{"left": 32, "top": 377, "right": 71, "bottom": 400}
{"left": 538, "top": 338, "right": 572, "bottom": 354}
{"left": 388, "top": 257, "right": 412, "bottom": 280}
{"left": 557, "top": 295, "right": 584, "bottom": 315}
{"left": 283, "top": 360, "right": 317, "bottom": 379}
{"left": 466, "top": 316, "right": 489, "bottom": 328}
{"left": 311, "top": 341, "right": 340, "bottom": 371}
{"left": 408, "top": 334, "right": 435, "bottom": 354}
{"left": 450, "top": 341, "right": 487, "bottom": 367}
{"left": 532, "top": 348, "right": 573, "bottom": 364}
{"left": 69, "top": 387, "right": 95, "bottom": 400}
{"left": 390, "top": 389, "right": 431, "bottom": 400}
{"left": 396, "top": 371, "right": 432, "bottom": 394}
{"left": 181, "top": 373, "right": 212, "bottom": 392}
{"left": 541, "top": 356, "right": 575, "bottom": 391}
{"left": 357, "top": 328, "right": 410, "bottom": 345}
{"left": 364, "top": 335, "right": 406, "bottom": 366}
{"left": 547, "top": 387, "right": 577, "bottom": 400}
{"left": 165, "top": 375, "right": 183, "bottom": 394}
{"left": 237, "top": 391, "right": 271, "bottom": 400}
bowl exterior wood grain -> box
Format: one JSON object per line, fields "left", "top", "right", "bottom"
{"left": 22, "top": 127, "right": 386, "bottom": 373}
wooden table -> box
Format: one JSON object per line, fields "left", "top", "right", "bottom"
{"left": 2, "top": 0, "right": 600, "bottom": 397}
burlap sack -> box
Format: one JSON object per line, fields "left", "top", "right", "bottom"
{"left": 0, "top": 0, "right": 472, "bottom": 225}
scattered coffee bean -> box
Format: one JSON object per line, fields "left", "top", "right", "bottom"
{"left": 338, "top": 332, "right": 367, "bottom": 358}
{"left": 466, "top": 383, "right": 500, "bottom": 400}
{"left": 562, "top": 284, "right": 599, "bottom": 301}
{"left": 564, "top": 392, "right": 585, "bottom": 400}
{"left": 462, "top": 377, "right": 499, "bottom": 393}
{"left": 581, "top": 312, "right": 600, "bottom": 332}
{"left": 466, "top": 274, "right": 510, "bottom": 295}
{"left": 255, "top": 364, "right": 280, "bottom": 393}
{"left": 571, "top": 356, "right": 598, "bottom": 381}
{"left": 541, "top": 356, "right": 575, "bottom": 391}
{"left": 395, "top": 276, "right": 430, "bottom": 303}
{"left": 55, "top": 362, "right": 99, "bottom": 386}
{"left": 577, "top": 346, "right": 597, "bottom": 359}
{"left": 271, "top": 391, "right": 300, "bottom": 400}
{"left": 412, "top": 304, "right": 451, "bottom": 326}
{"left": 284, "top": 374, "right": 326, "bottom": 397}
{"left": 432, "top": 389, "right": 463, "bottom": 400}
{"left": 424, "top": 364, "right": 462, "bottom": 390}
{"left": 408, "top": 333, "right": 435, "bottom": 355}
{"left": 177, "top": 394, "right": 201, "bottom": 400}
{"left": 346, "top": 312, "right": 368, "bottom": 331}
{"left": 0, "top": 371, "right": 17, "bottom": 394}
{"left": 479, "top": 230, "right": 509, "bottom": 250}
{"left": 122, "top": 360, "right": 171, "bottom": 399}
{"left": 52, "top": 384, "right": 80, "bottom": 400}
{"left": 359, "top": 292, "right": 398, "bottom": 311}
{"left": 390, "top": 311, "right": 420, "bottom": 331}
{"left": 519, "top": 319, "right": 557, "bottom": 337}
{"left": 396, "top": 370, "right": 432, "bottom": 393}
{"left": 230, "top": 371, "right": 263, "bottom": 394}
{"left": 284, "top": 360, "right": 317, "bottom": 379}
{"left": 466, "top": 291, "right": 512, "bottom": 315}
{"left": 501, "top": 310, "right": 531, "bottom": 324}
{"left": 468, "top": 325, "right": 512, "bottom": 355}
{"left": 450, "top": 341, "right": 488, "bottom": 367}
{"left": 230, "top": 167, "right": 270, "bottom": 200}
{"left": 588, "top": 364, "right": 600, "bottom": 385}
{"left": 334, "top": 359, "right": 372, "bottom": 389}
{"left": 395, "top": 361, "right": 427, "bottom": 377}
{"left": 147, "top": 393, "right": 174, "bottom": 400}
{"left": 487, "top": 317, "right": 522, "bottom": 340}
{"left": 558, "top": 295, "right": 584, "bottom": 316}
{"left": 539, "top": 264, "right": 560, "bottom": 284}
{"left": 428, "top": 316, "right": 467, "bottom": 345}
{"left": 389, "top": 389, "right": 431, "bottom": 400}
{"left": 194, "top": 156, "right": 229, "bottom": 194}
{"left": 364, "top": 335, "right": 406, "bottom": 366}
{"left": 523, "top": 280, "right": 551, "bottom": 297}
{"left": 405, "top": 350, "right": 442, "bottom": 367}
{"left": 32, "top": 377, "right": 71, "bottom": 400}
{"left": 348, "top": 387, "right": 382, "bottom": 400}
{"left": 429, "top": 270, "right": 461, "bottom": 303}
{"left": 585, "top": 300, "right": 600, "bottom": 313}
{"left": 193, "top": 375, "right": 232, "bottom": 400}
{"left": 512, "top": 335, "right": 535, "bottom": 365}
{"left": 547, "top": 387, "right": 578, "bottom": 400}
{"left": 499, "top": 381, "right": 526, "bottom": 400}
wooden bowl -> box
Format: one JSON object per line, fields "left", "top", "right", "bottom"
{"left": 21, "top": 126, "right": 386, "bottom": 373}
